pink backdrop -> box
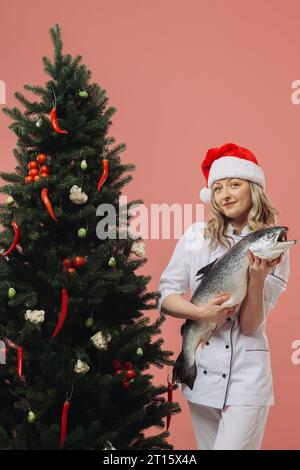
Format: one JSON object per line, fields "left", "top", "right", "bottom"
{"left": 1, "top": 0, "right": 299, "bottom": 450}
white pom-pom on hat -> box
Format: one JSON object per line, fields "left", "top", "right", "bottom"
{"left": 199, "top": 187, "right": 211, "bottom": 203}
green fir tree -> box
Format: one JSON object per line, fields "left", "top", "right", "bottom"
{"left": 0, "top": 24, "right": 180, "bottom": 450}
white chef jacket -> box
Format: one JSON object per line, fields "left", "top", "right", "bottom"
{"left": 157, "top": 222, "right": 290, "bottom": 409}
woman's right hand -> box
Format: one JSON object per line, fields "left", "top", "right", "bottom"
{"left": 196, "top": 293, "right": 238, "bottom": 323}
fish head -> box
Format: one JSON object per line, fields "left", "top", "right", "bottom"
{"left": 249, "top": 226, "right": 296, "bottom": 260}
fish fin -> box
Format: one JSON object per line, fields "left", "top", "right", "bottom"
{"left": 180, "top": 319, "right": 193, "bottom": 337}
{"left": 172, "top": 351, "right": 197, "bottom": 390}
{"left": 195, "top": 258, "right": 219, "bottom": 281}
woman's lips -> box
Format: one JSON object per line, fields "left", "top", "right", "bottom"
{"left": 224, "top": 202, "right": 236, "bottom": 207}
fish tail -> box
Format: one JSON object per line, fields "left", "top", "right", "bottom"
{"left": 172, "top": 351, "right": 197, "bottom": 390}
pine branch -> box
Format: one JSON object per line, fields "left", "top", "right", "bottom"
{"left": 50, "top": 23, "right": 63, "bottom": 71}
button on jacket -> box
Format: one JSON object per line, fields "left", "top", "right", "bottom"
{"left": 157, "top": 222, "right": 290, "bottom": 409}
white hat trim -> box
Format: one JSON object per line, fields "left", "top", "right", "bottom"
{"left": 207, "top": 156, "right": 265, "bottom": 189}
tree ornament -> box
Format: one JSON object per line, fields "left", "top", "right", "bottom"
{"left": 103, "top": 441, "right": 116, "bottom": 450}
{"left": 80, "top": 160, "right": 88, "bottom": 170}
{"left": 17, "top": 346, "right": 24, "bottom": 379}
{"left": 63, "top": 258, "right": 73, "bottom": 269}
{"left": 8, "top": 287, "right": 16, "bottom": 298}
{"left": 67, "top": 267, "right": 76, "bottom": 275}
{"left": 35, "top": 118, "right": 42, "bottom": 128}
{"left": 36, "top": 153, "right": 47, "bottom": 164}
{"left": 85, "top": 317, "right": 94, "bottom": 328}
{"left": 79, "top": 90, "right": 88, "bottom": 98}
{"left": 77, "top": 228, "right": 87, "bottom": 239}
{"left": 126, "top": 369, "right": 136, "bottom": 380}
{"left": 73, "top": 256, "right": 86, "bottom": 269}
{"left": 136, "top": 347, "right": 143, "bottom": 357}
{"left": 28, "top": 161, "right": 38, "bottom": 170}
{"left": 2, "top": 221, "right": 20, "bottom": 257}
{"left": 6, "top": 196, "right": 15, "bottom": 205}
{"left": 34, "top": 175, "right": 41, "bottom": 182}
{"left": 60, "top": 399, "right": 70, "bottom": 448}
{"left": 97, "top": 157, "right": 108, "bottom": 191}
{"left": 28, "top": 411, "right": 36, "bottom": 424}
{"left": 40, "top": 165, "right": 50, "bottom": 174}
{"left": 74, "top": 359, "right": 90, "bottom": 374}
{"left": 50, "top": 89, "right": 68, "bottom": 135}
{"left": 108, "top": 257, "right": 116, "bottom": 268}
{"left": 90, "top": 331, "right": 112, "bottom": 350}
{"left": 41, "top": 188, "right": 58, "bottom": 222}
{"left": 25, "top": 309, "right": 45, "bottom": 325}
{"left": 131, "top": 241, "right": 145, "bottom": 257}
{"left": 29, "top": 168, "right": 39, "bottom": 177}
{"left": 52, "top": 288, "right": 69, "bottom": 338}
{"left": 69, "top": 185, "right": 88, "bottom": 205}
{"left": 25, "top": 176, "right": 34, "bottom": 184}
{"left": 122, "top": 381, "right": 130, "bottom": 390}
{"left": 40, "top": 173, "right": 49, "bottom": 179}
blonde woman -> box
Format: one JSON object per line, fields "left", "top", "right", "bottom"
{"left": 158, "top": 143, "right": 291, "bottom": 450}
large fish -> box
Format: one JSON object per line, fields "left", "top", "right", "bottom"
{"left": 172, "top": 226, "right": 296, "bottom": 390}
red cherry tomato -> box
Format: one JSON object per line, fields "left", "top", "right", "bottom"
{"left": 63, "top": 258, "right": 73, "bottom": 269}
{"left": 29, "top": 168, "right": 39, "bottom": 177}
{"left": 36, "top": 154, "right": 47, "bottom": 164}
{"left": 126, "top": 370, "right": 136, "bottom": 380}
{"left": 28, "top": 161, "right": 38, "bottom": 170}
{"left": 73, "top": 256, "right": 86, "bottom": 269}
{"left": 40, "top": 165, "right": 50, "bottom": 174}
{"left": 25, "top": 176, "right": 34, "bottom": 184}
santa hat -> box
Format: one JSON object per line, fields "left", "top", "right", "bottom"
{"left": 199, "top": 142, "right": 265, "bottom": 203}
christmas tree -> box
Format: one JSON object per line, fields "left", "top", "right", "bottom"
{"left": 0, "top": 24, "right": 180, "bottom": 450}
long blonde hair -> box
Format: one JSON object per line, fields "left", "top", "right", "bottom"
{"left": 204, "top": 181, "right": 280, "bottom": 250}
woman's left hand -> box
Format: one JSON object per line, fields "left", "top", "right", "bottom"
{"left": 247, "top": 250, "right": 283, "bottom": 283}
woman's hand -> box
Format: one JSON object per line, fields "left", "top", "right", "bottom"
{"left": 247, "top": 250, "right": 283, "bottom": 283}
{"left": 199, "top": 293, "right": 239, "bottom": 323}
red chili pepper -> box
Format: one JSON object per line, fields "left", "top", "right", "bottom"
{"left": 2, "top": 221, "right": 20, "bottom": 257}
{"left": 61, "top": 399, "right": 70, "bottom": 448}
{"left": 50, "top": 106, "right": 68, "bottom": 135}
{"left": 166, "top": 380, "right": 174, "bottom": 431}
{"left": 52, "top": 288, "right": 69, "bottom": 338}
{"left": 17, "top": 346, "right": 24, "bottom": 379}
{"left": 97, "top": 158, "right": 108, "bottom": 191}
{"left": 41, "top": 188, "right": 58, "bottom": 222}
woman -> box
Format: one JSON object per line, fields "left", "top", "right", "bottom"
{"left": 158, "top": 142, "right": 291, "bottom": 450}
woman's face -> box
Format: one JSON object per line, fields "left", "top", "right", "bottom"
{"left": 212, "top": 178, "right": 252, "bottom": 219}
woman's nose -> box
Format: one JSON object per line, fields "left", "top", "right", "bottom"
{"left": 222, "top": 188, "right": 231, "bottom": 198}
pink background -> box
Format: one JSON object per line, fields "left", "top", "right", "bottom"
{"left": 1, "top": 0, "right": 299, "bottom": 450}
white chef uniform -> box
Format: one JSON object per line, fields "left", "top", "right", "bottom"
{"left": 157, "top": 221, "right": 290, "bottom": 409}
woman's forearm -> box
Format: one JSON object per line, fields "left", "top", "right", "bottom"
{"left": 160, "top": 293, "right": 202, "bottom": 321}
{"left": 239, "top": 278, "right": 265, "bottom": 335}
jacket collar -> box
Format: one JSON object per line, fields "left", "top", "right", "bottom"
{"left": 226, "top": 222, "right": 250, "bottom": 237}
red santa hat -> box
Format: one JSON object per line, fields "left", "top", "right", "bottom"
{"left": 199, "top": 142, "right": 265, "bottom": 203}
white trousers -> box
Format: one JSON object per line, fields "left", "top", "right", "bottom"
{"left": 188, "top": 401, "right": 270, "bottom": 450}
